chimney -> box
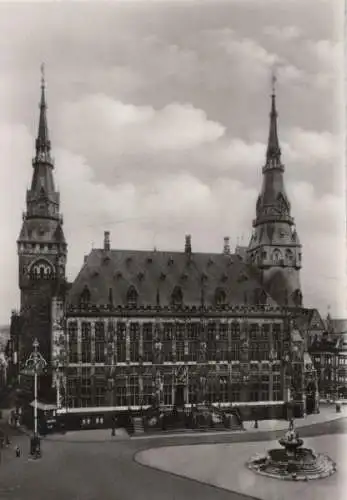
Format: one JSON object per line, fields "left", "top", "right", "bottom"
{"left": 185, "top": 234, "right": 192, "bottom": 254}
{"left": 104, "top": 231, "right": 110, "bottom": 251}
{"left": 223, "top": 237, "right": 230, "bottom": 255}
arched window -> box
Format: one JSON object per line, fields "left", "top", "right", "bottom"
{"left": 215, "top": 288, "right": 226, "bottom": 306}
{"left": 272, "top": 249, "right": 282, "bottom": 264}
{"left": 292, "top": 289, "right": 303, "bottom": 307}
{"left": 171, "top": 286, "right": 183, "bottom": 307}
{"left": 285, "top": 249, "right": 294, "bottom": 262}
{"left": 127, "top": 286, "right": 138, "bottom": 308}
{"left": 254, "top": 288, "right": 267, "bottom": 305}
{"left": 30, "top": 259, "right": 53, "bottom": 279}
{"left": 80, "top": 286, "right": 91, "bottom": 307}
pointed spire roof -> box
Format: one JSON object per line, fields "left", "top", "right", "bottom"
{"left": 266, "top": 72, "right": 281, "bottom": 161}
{"left": 34, "top": 63, "right": 52, "bottom": 164}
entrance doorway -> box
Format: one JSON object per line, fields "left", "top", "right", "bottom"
{"left": 174, "top": 385, "right": 185, "bottom": 407}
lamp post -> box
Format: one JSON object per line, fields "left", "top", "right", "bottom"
{"left": 24, "top": 338, "right": 47, "bottom": 456}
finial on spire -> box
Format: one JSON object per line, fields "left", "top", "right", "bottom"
{"left": 34, "top": 63, "right": 52, "bottom": 164}
{"left": 266, "top": 66, "right": 281, "bottom": 162}
{"left": 271, "top": 66, "right": 277, "bottom": 96}
{"left": 41, "top": 62, "right": 45, "bottom": 89}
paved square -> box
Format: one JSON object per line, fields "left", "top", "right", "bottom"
{"left": 136, "top": 434, "right": 346, "bottom": 500}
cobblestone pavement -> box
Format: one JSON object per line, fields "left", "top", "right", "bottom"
{"left": 0, "top": 418, "right": 345, "bottom": 500}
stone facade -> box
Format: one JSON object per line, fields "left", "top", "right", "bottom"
{"left": 12, "top": 71, "right": 319, "bottom": 416}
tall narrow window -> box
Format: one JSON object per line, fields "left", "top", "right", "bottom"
{"left": 128, "top": 374, "right": 140, "bottom": 406}
{"left": 81, "top": 322, "right": 92, "bottom": 363}
{"left": 80, "top": 368, "right": 92, "bottom": 407}
{"left": 143, "top": 323, "right": 153, "bottom": 362}
{"left": 218, "top": 323, "right": 229, "bottom": 361}
{"left": 127, "top": 286, "right": 138, "bottom": 308}
{"left": 68, "top": 321, "right": 78, "bottom": 363}
{"left": 95, "top": 322, "right": 105, "bottom": 363}
{"left": 207, "top": 322, "right": 217, "bottom": 360}
{"left": 187, "top": 323, "right": 200, "bottom": 361}
{"left": 175, "top": 323, "right": 185, "bottom": 361}
{"left": 230, "top": 322, "right": 240, "bottom": 361}
{"left": 215, "top": 288, "right": 227, "bottom": 307}
{"left": 130, "top": 323, "right": 139, "bottom": 361}
{"left": 67, "top": 368, "right": 78, "bottom": 408}
{"left": 115, "top": 374, "right": 127, "bottom": 407}
{"left": 163, "top": 374, "right": 172, "bottom": 406}
{"left": 163, "top": 323, "right": 173, "bottom": 362}
{"left": 95, "top": 377, "right": 106, "bottom": 406}
{"left": 116, "top": 322, "right": 126, "bottom": 362}
{"left": 142, "top": 374, "right": 153, "bottom": 406}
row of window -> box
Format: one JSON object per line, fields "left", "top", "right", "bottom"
{"left": 79, "top": 285, "right": 270, "bottom": 308}
{"left": 67, "top": 342, "right": 281, "bottom": 363}
{"left": 66, "top": 377, "right": 282, "bottom": 408}
{"left": 68, "top": 321, "right": 282, "bottom": 343}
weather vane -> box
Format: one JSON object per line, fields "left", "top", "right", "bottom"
{"left": 41, "top": 62, "right": 45, "bottom": 88}
{"left": 271, "top": 65, "right": 277, "bottom": 95}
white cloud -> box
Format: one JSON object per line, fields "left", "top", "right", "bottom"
{"left": 58, "top": 96, "right": 225, "bottom": 158}
{"left": 0, "top": 0, "right": 344, "bottom": 322}
{"left": 263, "top": 25, "right": 302, "bottom": 40}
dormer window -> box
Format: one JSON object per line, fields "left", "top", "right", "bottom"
{"left": 138, "top": 272, "right": 144, "bottom": 281}
{"left": 126, "top": 257, "right": 132, "bottom": 265}
{"left": 221, "top": 273, "right": 228, "bottom": 282}
{"left": 207, "top": 257, "right": 214, "bottom": 266}
{"left": 146, "top": 257, "right": 153, "bottom": 264}
{"left": 254, "top": 288, "right": 267, "bottom": 305}
{"left": 80, "top": 286, "right": 91, "bottom": 307}
{"left": 127, "top": 286, "right": 138, "bottom": 308}
{"left": 181, "top": 273, "right": 188, "bottom": 281}
{"left": 215, "top": 288, "right": 226, "bottom": 306}
{"left": 171, "top": 286, "right": 183, "bottom": 307}
{"left": 167, "top": 256, "right": 174, "bottom": 266}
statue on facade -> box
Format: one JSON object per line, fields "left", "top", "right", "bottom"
{"left": 200, "top": 341, "right": 207, "bottom": 362}
{"left": 153, "top": 338, "right": 163, "bottom": 364}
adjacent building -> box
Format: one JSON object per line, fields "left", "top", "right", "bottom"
{"left": 309, "top": 316, "right": 347, "bottom": 400}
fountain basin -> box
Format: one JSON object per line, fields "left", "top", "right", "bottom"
{"left": 247, "top": 421, "right": 337, "bottom": 481}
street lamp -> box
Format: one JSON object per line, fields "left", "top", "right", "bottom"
{"left": 24, "top": 338, "right": 47, "bottom": 457}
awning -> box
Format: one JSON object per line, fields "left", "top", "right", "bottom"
{"left": 29, "top": 401, "right": 57, "bottom": 411}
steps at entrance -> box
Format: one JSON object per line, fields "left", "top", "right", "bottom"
{"left": 133, "top": 417, "right": 144, "bottom": 435}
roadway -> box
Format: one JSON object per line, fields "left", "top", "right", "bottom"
{"left": 0, "top": 418, "right": 345, "bottom": 500}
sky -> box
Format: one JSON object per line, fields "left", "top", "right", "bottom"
{"left": 0, "top": 0, "right": 345, "bottom": 323}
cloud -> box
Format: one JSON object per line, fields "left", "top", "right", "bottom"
{"left": 57, "top": 96, "right": 225, "bottom": 160}
{"left": 0, "top": 0, "right": 344, "bottom": 323}
{"left": 263, "top": 25, "right": 302, "bottom": 40}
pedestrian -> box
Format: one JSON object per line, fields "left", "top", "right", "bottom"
{"left": 15, "top": 445, "right": 21, "bottom": 458}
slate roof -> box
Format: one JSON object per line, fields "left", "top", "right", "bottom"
{"left": 19, "top": 217, "right": 65, "bottom": 244}
{"left": 67, "top": 248, "right": 276, "bottom": 308}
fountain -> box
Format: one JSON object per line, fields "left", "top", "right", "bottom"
{"left": 247, "top": 419, "right": 336, "bottom": 481}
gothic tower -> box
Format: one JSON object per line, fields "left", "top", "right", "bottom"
{"left": 17, "top": 66, "right": 67, "bottom": 368}
{"left": 247, "top": 82, "right": 302, "bottom": 307}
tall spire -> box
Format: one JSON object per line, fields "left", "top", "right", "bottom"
{"left": 266, "top": 69, "right": 281, "bottom": 161}
{"left": 34, "top": 63, "right": 52, "bottom": 164}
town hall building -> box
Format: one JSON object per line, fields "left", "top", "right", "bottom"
{"left": 11, "top": 69, "right": 322, "bottom": 430}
